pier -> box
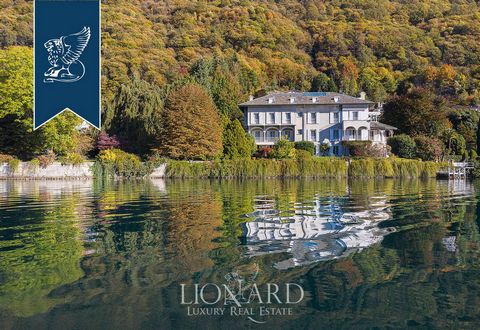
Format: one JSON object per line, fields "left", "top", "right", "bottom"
{"left": 446, "top": 162, "right": 474, "bottom": 179}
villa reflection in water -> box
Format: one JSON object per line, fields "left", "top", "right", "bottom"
{"left": 241, "top": 195, "right": 394, "bottom": 269}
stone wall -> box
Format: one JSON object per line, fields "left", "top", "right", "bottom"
{"left": 0, "top": 162, "right": 168, "bottom": 179}
{"left": 0, "top": 162, "right": 95, "bottom": 179}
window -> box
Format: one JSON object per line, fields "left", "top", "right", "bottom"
{"left": 253, "top": 130, "right": 262, "bottom": 141}
{"left": 346, "top": 129, "right": 356, "bottom": 140}
{"left": 333, "top": 129, "right": 340, "bottom": 141}
{"left": 268, "top": 113, "right": 275, "bottom": 124}
{"left": 333, "top": 146, "right": 339, "bottom": 156}
{"left": 352, "top": 111, "right": 359, "bottom": 120}
{"left": 283, "top": 130, "right": 294, "bottom": 141}
{"left": 310, "top": 130, "right": 316, "bottom": 141}
{"left": 253, "top": 113, "right": 260, "bottom": 124}
{"left": 285, "top": 113, "right": 291, "bottom": 124}
{"left": 333, "top": 112, "right": 340, "bottom": 123}
{"left": 267, "top": 130, "right": 279, "bottom": 142}
{"left": 310, "top": 112, "right": 317, "bottom": 124}
{"left": 297, "top": 129, "right": 303, "bottom": 135}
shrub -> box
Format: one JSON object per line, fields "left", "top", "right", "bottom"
{"left": 349, "top": 158, "right": 441, "bottom": 178}
{"left": 0, "top": 154, "right": 21, "bottom": 172}
{"left": 387, "top": 134, "right": 416, "bottom": 159}
{"left": 294, "top": 141, "right": 315, "bottom": 155}
{"left": 295, "top": 149, "right": 313, "bottom": 160}
{"left": 414, "top": 135, "right": 443, "bottom": 161}
{"left": 255, "top": 147, "right": 272, "bottom": 158}
{"left": 36, "top": 150, "right": 56, "bottom": 168}
{"left": 271, "top": 138, "right": 295, "bottom": 159}
{"left": 164, "top": 158, "right": 348, "bottom": 178}
{"left": 60, "top": 153, "right": 85, "bottom": 166}
{"left": 343, "top": 141, "right": 372, "bottom": 157}
{"left": 97, "top": 131, "right": 120, "bottom": 151}
{"left": 349, "top": 158, "right": 376, "bottom": 177}
{"left": 97, "top": 148, "right": 146, "bottom": 178}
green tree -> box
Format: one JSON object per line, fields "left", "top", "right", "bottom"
{"left": 0, "top": 47, "right": 81, "bottom": 158}
{"left": 271, "top": 137, "right": 295, "bottom": 159}
{"left": 222, "top": 119, "right": 256, "bottom": 159}
{"left": 382, "top": 88, "right": 451, "bottom": 138}
{"left": 103, "top": 76, "right": 163, "bottom": 155}
{"left": 158, "top": 84, "right": 222, "bottom": 160}
{"left": 387, "top": 135, "right": 417, "bottom": 159}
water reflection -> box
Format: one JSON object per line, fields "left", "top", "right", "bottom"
{"left": 242, "top": 196, "right": 393, "bottom": 269}
{"left": 0, "top": 179, "right": 479, "bottom": 329}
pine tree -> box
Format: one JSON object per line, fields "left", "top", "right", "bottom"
{"left": 158, "top": 84, "right": 222, "bottom": 160}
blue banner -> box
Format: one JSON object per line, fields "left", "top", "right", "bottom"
{"left": 34, "top": 0, "right": 101, "bottom": 129}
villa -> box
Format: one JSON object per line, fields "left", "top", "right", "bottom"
{"left": 240, "top": 92, "right": 397, "bottom": 156}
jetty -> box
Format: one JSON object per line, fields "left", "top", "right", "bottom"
{"left": 445, "top": 162, "right": 474, "bottom": 179}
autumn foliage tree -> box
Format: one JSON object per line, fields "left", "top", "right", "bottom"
{"left": 158, "top": 84, "right": 222, "bottom": 160}
{"left": 382, "top": 88, "right": 451, "bottom": 138}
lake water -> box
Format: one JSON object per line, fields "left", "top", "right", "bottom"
{"left": 0, "top": 179, "right": 479, "bottom": 329}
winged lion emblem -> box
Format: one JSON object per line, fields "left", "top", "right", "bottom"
{"left": 43, "top": 27, "right": 91, "bottom": 83}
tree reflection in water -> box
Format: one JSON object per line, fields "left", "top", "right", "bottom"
{"left": 0, "top": 179, "right": 479, "bottom": 329}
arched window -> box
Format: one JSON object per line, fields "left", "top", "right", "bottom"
{"left": 266, "top": 129, "right": 280, "bottom": 142}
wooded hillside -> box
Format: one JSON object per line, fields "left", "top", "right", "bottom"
{"left": 2, "top": 0, "right": 480, "bottom": 103}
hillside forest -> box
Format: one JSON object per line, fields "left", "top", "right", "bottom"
{"left": 1, "top": 0, "right": 480, "bottom": 164}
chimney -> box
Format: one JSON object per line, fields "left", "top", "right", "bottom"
{"left": 249, "top": 95, "right": 254, "bottom": 101}
{"left": 359, "top": 92, "right": 366, "bottom": 100}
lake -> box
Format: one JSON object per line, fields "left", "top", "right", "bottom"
{"left": 0, "top": 179, "right": 479, "bottom": 329}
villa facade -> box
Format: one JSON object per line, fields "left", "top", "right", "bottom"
{"left": 240, "top": 92, "right": 397, "bottom": 156}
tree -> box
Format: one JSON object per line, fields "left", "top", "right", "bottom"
{"left": 157, "top": 84, "right": 222, "bottom": 160}
{"left": 271, "top": 137, "right": 295, "bottom": 159}
{"left": 414, "top": 135, "right": 443, "bottom": 161}
{"left": 222, "top": 119, "right": 256, "bottom": 159}
{"left": 449, "top": 132, "right": 466, "bottom": 157}
{"left": 382, "top": 88, "right": 451, "bottom": 138}
{"left": 103, "top": 76, "right": 163, "bottom": 155}
{"left": 0, "top": 47, "right": 81, "bottom": 158}
{"left": 447, "top": 109, "right": 479, "bottom": 151}
{"left": 387, "top": 135, "right": 417, "bottom": 159}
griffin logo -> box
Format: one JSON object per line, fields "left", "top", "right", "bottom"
{"left": 43, "top": 27, "right": 91, "bottom": 83}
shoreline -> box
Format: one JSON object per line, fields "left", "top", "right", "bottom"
{"left": 0, "top": 158, "right": 449, "bottom": 180}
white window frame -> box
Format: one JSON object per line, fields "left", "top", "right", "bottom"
{"left": 310, "top": 112, "right": 317, "bottom": 124}
{"left": 253, "top": 113, "right": 260, "bottom": 124}
{"left": 268, "top": 113, "right": 275, "bottom": 124}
